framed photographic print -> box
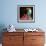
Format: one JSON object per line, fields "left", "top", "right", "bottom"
{"left": 17, "top": 5, "right": 35, "bottom": 23}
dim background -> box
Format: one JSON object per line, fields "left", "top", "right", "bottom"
{"left": 0, "top": 0, "right": 46, "bottom": 45}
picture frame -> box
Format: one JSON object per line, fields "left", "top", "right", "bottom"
{"left": 17, "top": 5, "right": 35, "bottom": 23}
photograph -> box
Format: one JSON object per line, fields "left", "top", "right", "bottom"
{"left": 17, "top": 5, "right": 35, "bottom": 23}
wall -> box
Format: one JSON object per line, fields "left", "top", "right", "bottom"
{"left": 0, "top": 0, "right": 46, "bottom": 45}
{"left": 0, "top": 0, "right": 46, "bottom": 29}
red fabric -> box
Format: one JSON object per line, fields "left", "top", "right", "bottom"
{"left": 20, "top": 14, "right": 29, "bottom": 20}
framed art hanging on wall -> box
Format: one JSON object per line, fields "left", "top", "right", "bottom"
{"left": 17, "top": 5, "right": 35, "bottom": 23}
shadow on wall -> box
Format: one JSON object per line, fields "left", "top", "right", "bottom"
{"left": 0, "top": 24, "right": 7, "bottom": 43}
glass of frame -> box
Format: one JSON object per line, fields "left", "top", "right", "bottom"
{"left": 17, "top": 5, "right": 35, "bottom": 23}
